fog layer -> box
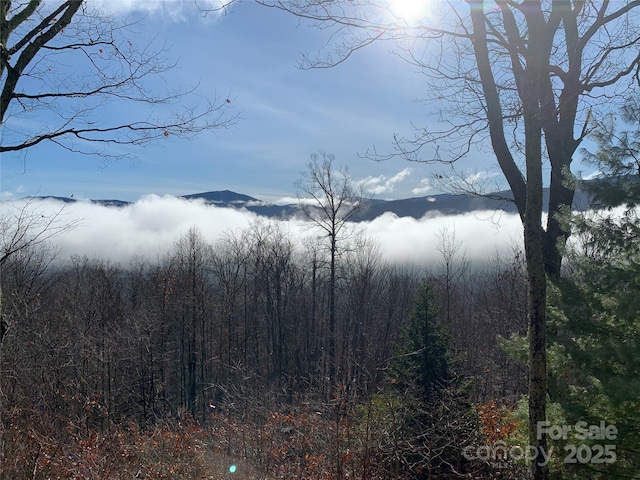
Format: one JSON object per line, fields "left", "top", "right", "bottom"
{"left": 16, "top": 196, "right": 525, "bottom": 265}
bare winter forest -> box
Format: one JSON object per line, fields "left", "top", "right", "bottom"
{"left": 2, "top": 213, "right": 533, "bottom": 478}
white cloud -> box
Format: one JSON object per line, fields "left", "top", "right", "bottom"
{"left": 359, "top": 168, "right": 413, "bottom": 195}
{"left": 1, "top": 185, "right": 24, "bottom": 199}
{"left": 281, "top": 196, "right": 320, "bottom": 207}
{"left": 390, "top": 168, "right": 413, "bottom": 183}
{"left": 274, "top": 196, "right": 303, "bottom": 205}
{"left": 17, "top": 196, "right": 525, "bottom": 267}
{"left": 411, "top": 177, "right": 432, "bottom": 195}
{"left": 463, "top": 170, "right": 500, "bottom": 185}
{"left": 244, "top": 200, "right": 269, "bottom": 207}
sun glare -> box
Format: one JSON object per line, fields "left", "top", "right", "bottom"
{"left": 389, "top": 0, "right": 430, "bottom": 24}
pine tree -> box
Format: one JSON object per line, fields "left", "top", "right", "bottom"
{"left": 549, "top": 94, "right": 640, "bottom": 479}
{"left": 389, "top": 279, "right": 450, "bottom": 401}
{"left": 378, "top": 279, "right": 480, "bottom": 477}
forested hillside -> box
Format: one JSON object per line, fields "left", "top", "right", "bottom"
{"left": 1, "top": 218, "right": 533, "bottom": 478}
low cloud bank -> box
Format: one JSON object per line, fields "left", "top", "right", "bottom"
{"left": 363, "top": 210, "right": 523, "bottom": 265}
{"left": 15, "top": 196, "right": 524, "bottom": 266}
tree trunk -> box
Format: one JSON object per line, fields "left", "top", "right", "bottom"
{"left": 470, "top": 3, "right": 549, "bottom": 477}
{"left": 329, "top": 233, "right": 336, "bottom": 387}
{"left": 523, "top": 13, "right": 549, "bottom": 478}
{"left": 523, "top": 108, "right": 548, "bottom": 480}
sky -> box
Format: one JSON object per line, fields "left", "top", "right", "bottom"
{"left": 2, "top": 0, "right": 616, "bottom": 267}
{"left": 0, "top": 0, "right": 510, "bottom": 204}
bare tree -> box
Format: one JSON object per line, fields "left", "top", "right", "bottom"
{"left": 0, "top": 198, "right": 80, "bottom": 341}
{"left": 211, "top": 3, "right": 640, "bottom": 478}
{"left": 295, "top": 152, "right": 366, "bottom": 387}
{"left": 1, "top": 199, "right": 74, "bottom": 266}
{"left": 434, "top": 226, "right": 469, "bottom": 329}
{"left": 0, "top": 0, "right": 235, "bottom": 158}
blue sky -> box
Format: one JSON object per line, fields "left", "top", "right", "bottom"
{"left": 1, "top": 0, "right": 505, "bottom": 203}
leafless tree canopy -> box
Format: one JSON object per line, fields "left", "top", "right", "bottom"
{"left": 296, "top": 152, "right": 366, "bottom": 238}
{"left": 0, "top": 197, "right": 81, "bottom": 342}
{"left": 0, "top": 0, "right": 237, "bottom": 158}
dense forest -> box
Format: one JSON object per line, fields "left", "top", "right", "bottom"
{"left": 1, "top": 215, "right": 531, "bottom": 478}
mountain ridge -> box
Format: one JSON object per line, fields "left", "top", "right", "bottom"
{"left": 26, "top": 185, "right": 593, "bottom": 222}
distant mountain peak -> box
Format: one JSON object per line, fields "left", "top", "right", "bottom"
{"left": 181, "top": 190, "right": 260, "bottom": 204}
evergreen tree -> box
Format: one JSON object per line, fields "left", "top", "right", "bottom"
{"left": 549, "top": 95, "right": 640, "bottom": 479}
{"left": 377, "top": 279, "right": 481, "bottom": 478}
{"left": 389, "top": 278, "right": 450, "bottom": 400}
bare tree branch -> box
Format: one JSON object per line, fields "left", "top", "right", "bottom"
{"left": 0, "top": 197, "right": 81, "bottom": 266}
{"left": 0, "top": 0, "right": 237, "bottom": 159}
